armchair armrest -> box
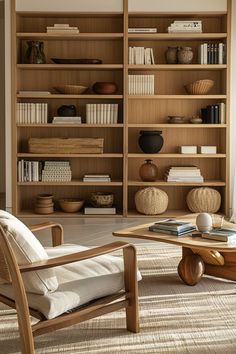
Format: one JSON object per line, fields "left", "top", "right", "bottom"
{"left": 29, "top": 222, "right": 64, "bottom": 247}
{"left": 19, "top": 241, "right": 134, "bottom": 272}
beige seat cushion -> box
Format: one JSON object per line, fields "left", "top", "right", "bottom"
{"left": 0, "top": 244, "right": 142, "bottom": 319}
{"left": 0, "top": 210, "right": 58, "bottom": 295}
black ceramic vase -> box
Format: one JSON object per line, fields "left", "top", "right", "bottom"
{"left": 138, "top": 130, "right": 164, "bottom": 154}
{"left": 57, "top": 105, "right": 77, "bottom": 117}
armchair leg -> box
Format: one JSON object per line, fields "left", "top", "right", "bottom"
{"left": 123, "top": 245, "right": 140, "bottom": 333}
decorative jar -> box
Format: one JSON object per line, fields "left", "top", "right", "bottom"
{"left": 138, "top": 130, "right": 163, "bottom": 154}
{"left": 139, "top": 159, "right": 158, "bottom": 181}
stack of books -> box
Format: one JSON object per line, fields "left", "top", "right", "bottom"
{"left": 198, "top": 43, "right": 226, "bottom": 64}
{"left": 165, "top": 166, "right": 204, "bottom": 183}
{"left": 46, "top": 24, "right": 79, "bottom": 34}
{"left": 168, "top": 20, "right": 202, "bottom": 33}
{"left": 128, "top": 28, "right": 157, "bottom": 33}
{"left": 84, "top": 206, "right": 116, "bottom": 215}
{"left": 86, "top": 104, "right": 118, "bottom": 124}
{"left": 42, "top": 161, "right": 72, "bottom": 182}
{"left": 202, "top": 228, "right": 236, "bottom": 242}
{"left": 16, "top": 103, "right": 48, "bottom": 124}
{"left": 18, "top": 160, "right": 43, "bottom": 182}
{"left": 18, "top": 91, "right": 51, "bottom": 96}
{"left": 201, "top": 103, "right": 226, "bottom": 124}
{"left": 52, "top": 116, "right": 82, "bottom": 124}
{"left": 128, "top": 47, "right": 155, "bottom": 64}
{"left": 128, "top": 75, "right": 154, "bottom": 95}
{"left": 149, "top": 219, "right": 196, "bottom": 236}
{"left": 83, "top": 174, "right": 111, "bottom": 182}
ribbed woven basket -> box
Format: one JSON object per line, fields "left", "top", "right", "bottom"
{"left": 135, "top": 187, "right": 168, "bottom": 215}
{"left": 186, "top": 187, "right": 221, "bottom": 213}
{"left": 184, "top": 79, "right": 214, "bottom": 95}
{"left": 54, "top": 85, "right": 88, "bottom": 94}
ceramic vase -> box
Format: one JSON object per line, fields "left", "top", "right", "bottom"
{"left": 25, "top": 41, "right": 46, "bottom": 64}
{"left": 139, "top": 159, "right": 158, "bottom": 181}
{"left": 138, "top": 130, "right": 164, "bottom": 154}
{"left": 177, "top": 47, "right": 193, "bottom": 64}
{"left": 165, "top": 47, "right": 178, "bottom": 64}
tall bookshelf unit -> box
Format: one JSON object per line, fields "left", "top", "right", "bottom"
{"left": 12, "top": 0, "right": 231, "bottom": 218}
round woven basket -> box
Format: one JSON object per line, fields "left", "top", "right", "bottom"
{"left": 54, "top": 85, "right": 88, "bottom": 94}
{"left": 186, "top": 187, "right": 221, "bottom": 213}
{"left": 184, "top": 79, "right": 214, "bottom": 95}
{"left": 135, "top": 187, "right": 168, "bottom": 215}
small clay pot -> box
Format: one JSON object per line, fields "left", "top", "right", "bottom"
{"left": 165, "top": 47, "right": 178, "bottom": 64}
{"left": 93, "top": 82, "right": 118, "bottom": 95}
{"left": 139, "top": 159, "right": 158, "bottom": 181}
{"left": 177, "top": 47, "right": 193, "bottom": 64}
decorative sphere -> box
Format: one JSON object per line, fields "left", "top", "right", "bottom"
{"left": 196, "top": 213, "right": 212, "bottom": 232}
{"left": 135, "top": 187, "right": 168, "bottom": 215}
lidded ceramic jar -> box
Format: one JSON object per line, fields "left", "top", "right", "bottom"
{"left": 139, "top": 159, "right": 158, "bottom": 181}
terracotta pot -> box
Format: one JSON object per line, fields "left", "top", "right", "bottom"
{"left": 139, "top": 159, "right": 158, "bottom": 181}
{"left": 177, "top": 47, "right": 193, "bottom": 64}
{"left": 138, "top": 130, "right": 164, "bottom": 154}
{"left": 92, "top": 82, "right": 118, "bottom": 94}
{"left": 165, "top": 47, "right": 178, "bottom": 64}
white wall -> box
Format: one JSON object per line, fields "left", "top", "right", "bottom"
{"left": 5, "top": 0, "right": 235, "bottom": 214}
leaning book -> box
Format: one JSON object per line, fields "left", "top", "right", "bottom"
{"left": 202, "top": 228, "right": 236, "bottom": 242}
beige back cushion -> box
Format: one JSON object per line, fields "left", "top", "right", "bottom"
{"left": 0, "top": 210, "right": 58, "bottom": 294}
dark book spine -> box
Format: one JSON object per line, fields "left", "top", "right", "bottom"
{"left": 207, "top": 43, "right": 210, "bottom": 64}
{"left": 201, "top": 108, "right": 208, "bottom": 123}
{"left": 214, "top": 105, "right": 219, "bottom": 124}
{"left": 206, "top": 105, "right": 215, "bottom": 124}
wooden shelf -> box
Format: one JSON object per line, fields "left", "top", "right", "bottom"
{"left": 18, "top": 180, "right": 123, "bottom": 186}
{"left": 17, "top": 94, "right": 123, "bottom": 99}
{"left": 128, "top": 154, "right": 226, "bottom": 158}
{"left": 17, "top": 211, "right": 123, "bottom": 218}
{"left": 127, "top": 210, "right": 190, "bottom": 218}
{"left": 17, "top": 124, "right": 124, "bottom": 128}
{"left": 17, "top": 64, "right": 123, "bottom": 70}
{"left": 128, "top": 64, "right": 227, "bottom": 71}
{"left": 128, "top": 180, "right": 226, "bottom": 187}
{"left": 128, "top": 33, "right": 227, "bottom": 40}
{"left": 128, "top": 95, "right": 227, "bottom": 100}
{"left": 128, "top": 124, "right": 226, "bottom": 128}
{"left": 17, "top": 153, "right": 123, "bottom": 158}
{"left": 17, "top": 33, "right": 124, "bottom": 40}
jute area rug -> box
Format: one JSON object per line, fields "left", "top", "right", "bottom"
{"left": 1, "top": 243, "right": 236, "bottom": 354}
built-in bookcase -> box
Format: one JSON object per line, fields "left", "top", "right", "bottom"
{"left": 12, "top": 0, "right": 231, "bottom": 218}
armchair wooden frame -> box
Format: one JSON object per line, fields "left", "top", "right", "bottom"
{"left": 0, "top": 222, "right": 139, "bottom": 354}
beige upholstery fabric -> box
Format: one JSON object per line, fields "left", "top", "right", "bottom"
{"left": 0, "top": 210, "right": 58, "bottom": 295}
{"left": 0, "top": 244, "right": 142, "bottom": 319}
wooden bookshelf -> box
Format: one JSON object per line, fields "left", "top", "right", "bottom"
{"left": 12, "top": 0, "right": 231, "bottom": 218}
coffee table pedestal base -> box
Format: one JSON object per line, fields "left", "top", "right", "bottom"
{"left": 178, "top": 254, "right": 205, "bottom": 285}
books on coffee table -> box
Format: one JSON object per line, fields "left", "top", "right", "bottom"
{"left": 202, "top": 228, "right": 236, "bottom": 242}
{"left": 149, "top": 219, "right": 196, "bottom": 236}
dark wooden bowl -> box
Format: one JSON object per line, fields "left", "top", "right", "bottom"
{"left": 92, "top": 82, "right": 118, "bottom": 95}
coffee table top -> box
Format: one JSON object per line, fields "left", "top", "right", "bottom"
{"left": 113, "top": 215, "right": 236, "bottom": 252}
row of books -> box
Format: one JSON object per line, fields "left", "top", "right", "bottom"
{"left": 198, "top": 43, "right": 226, "bottom": 65}
{"left": 46, "top": 24, "right": 79, "bottom": 34}
{"left": 165, "top": 166, "right": 204, "bottom": 183}
{"left": 128, "top": 28, "right": 157, "bottom": 33}
{"left": 86, "top": 104, "right": 118, "bottom": 124}
{"left": 52, "top": 116, "right": 82, "bottom": 124}
{"left": 18, "top": 160, "right": 72, "bottom": 182}
{"left": 16, "top": 103, "right": 48, "bottom": 124}
{"left": 168, "top": 20, "right": 202, "bottom": 33}
{"left": 128, "top": 75, "right": 155, "bottom": 95}
{"left": 201, "top": 103, "right": 226, "bottom": 124}
{"left": 128, "top": 47, "right": 155, "bottom": 65}
{"left": 83, "top": 174, "right": 111, "bottom": 182}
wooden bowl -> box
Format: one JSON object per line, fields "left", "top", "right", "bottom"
{"left": 59, "top": 199, "right": 84, "bottom": 213}
{"left": 92, "top": 82, "right": 118, "bottom": 95}
{"left": 36, "top": 194, "right": 53, "bottom": 205}
{"left": 34, "top": 205, "right": 54, "bottom": 214}
{"left": 54, "top": 85, "right": 88, "bottom": 94}
{"left": 90, "top": 192, "right": 114, "bottom": 207}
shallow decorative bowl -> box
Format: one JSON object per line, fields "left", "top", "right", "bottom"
{"left": 90, "top": 192, "right": 114, "bottom": 207}
{"left": 59, "top": 199, "right": 84, "bottom": 213}
{"left": 92, "top": 82, "right": 118, "bottom": 95}
{"left": 168, "top": 116, "right": 185, "bottom": 124}
{"left": 184, "top": 79, "right": 214, "bottom": 95}
{"left": 189, "top": 117, "right": 203, "bottom": 124}
{"left": 54, "top": 85, "right": 88, "bottom": 94}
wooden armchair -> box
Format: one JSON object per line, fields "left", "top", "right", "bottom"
{"left": 0, "top": 220, "right": 139, "bottom": 354}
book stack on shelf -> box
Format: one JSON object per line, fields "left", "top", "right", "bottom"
{"left": 128, "top": 28, "right": 157, "bottom": 33}
{"left": 128, "top": 46, "right": 155, "bottom": 64}
{"left": 165, "top": 166, "right": 204, "bottom": 183}
{"left": 198, "top": 43, "right": 226, "bottom": 64}
{"left": 18, "top": 91, "right": 51, "bottom": 96}
{"left": 83, "top": 174, "right": 111, "bottom": 182}
{"left": 149, "top": 219, "right": 196, "bottom": 236}
{"left": 42, "top": 161, "right": 72, "bottom": 182}
{"left": 86, "top": 104, "right": 118, "bottom": 124}
{"left": 52, "top": 116, "right": 82, "bottom": 124}
{"left": 17, "top": 103, "right": 48, "bottom": 124}
{"left": 18, "top": 160, "right": 42, "bottom": 182}
{"left": 84, "top": 206, "right": 116, "bottom": 215}
{"left": 202, "top": 228, "right": 236, "bottom": 242}
{"left": 128, "top": 75, "right": 154, "bottom": 95}
{"left": 168, "top": 20, "right": 202, "bottom": 33}
{"left": 46, "top": 24, "right": 79, "bottom": 34}
{"left": 201, "top": 103, "right": 226, "bottom": 124}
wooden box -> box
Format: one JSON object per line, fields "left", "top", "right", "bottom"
{"left": 28, "top": 138, "right": 104, "bottom": 154}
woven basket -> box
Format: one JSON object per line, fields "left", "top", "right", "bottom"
{"left": 186, "top": 187, "right": 221, "bottom": 213}
{"left": 135, "top": 187, "right": 168, "bottom": 215}
{"left": 54, "top": 85, "right": 88, "bottom": 94}
{"left": 184, "top": 79, "right": 214, "bottom": 95}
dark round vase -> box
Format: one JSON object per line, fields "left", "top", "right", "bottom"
{"left": 138, "top": 130, "right": 164, "bottom": 154}
{"left": 57, "top": 105, "right": 77, "bottom": 117}
{"left": 139, "top": 159, "right": 158, "bottom": 181}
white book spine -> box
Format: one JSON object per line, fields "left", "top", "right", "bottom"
{"left": 107, "top": 104, "right": 111, "bottom": 124}
{"left": 90, "top": 104, "right": 94, "bottom": 124}
{"left": 114, "top": 104, "right": 118, "bottom": 124}
{"left": 86, "top": 104, "right": 90, "bottom": 124}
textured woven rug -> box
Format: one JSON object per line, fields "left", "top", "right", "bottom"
{"left": 1, "top": 243, "right": 236, "bottom": 353}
